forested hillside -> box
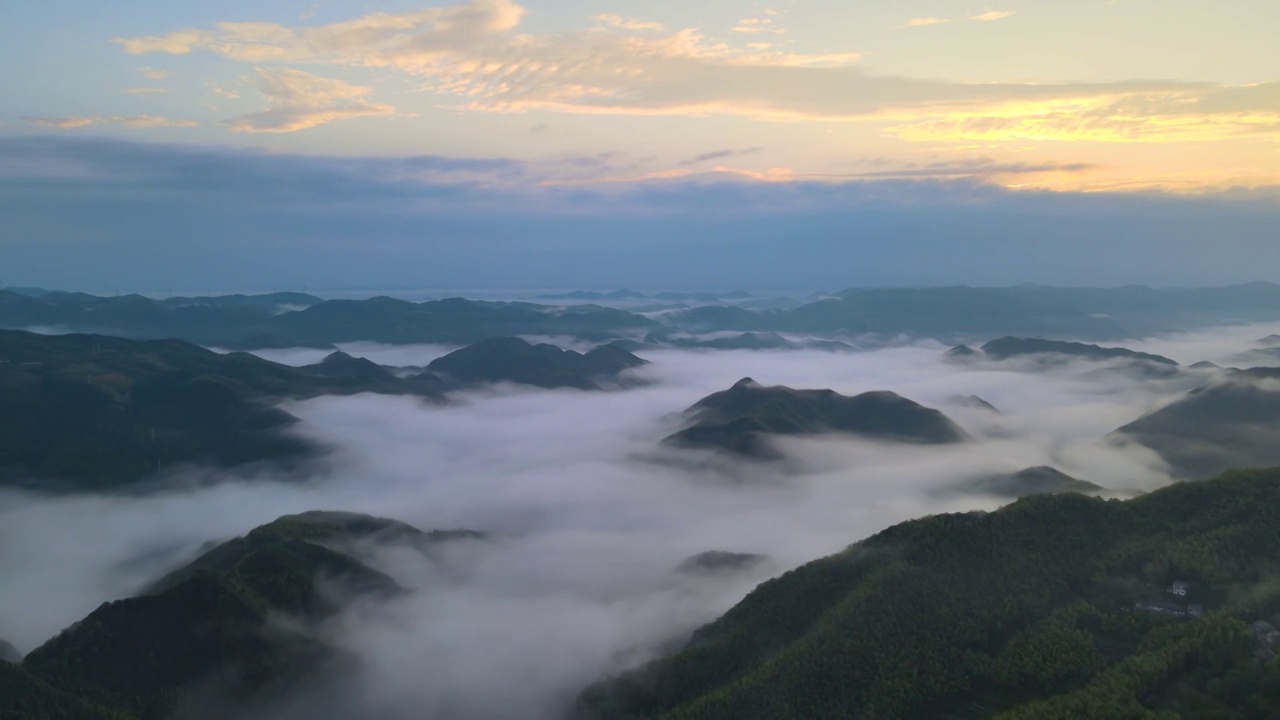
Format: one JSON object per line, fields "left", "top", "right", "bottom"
{"left": 577, "top": 468, "right": 1280, "bottom": 719}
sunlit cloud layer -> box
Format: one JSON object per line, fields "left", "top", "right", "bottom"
{"left": 225, "top": 67, "right": 397, "bottom": 133}
{"left": 904, "top": 10, "right": 1015, "bottom": 27}
{"left": 111, "top": 0, "right": 1276, "bottom": 131}
{"left": 0, "top": 0, "right": 1272, "bottom": 194}
{"left": 24, "top": 115, "right": 199, "bottom": 129}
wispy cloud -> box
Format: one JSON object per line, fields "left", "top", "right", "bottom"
{"left": 25, "top": 115, "right": 198, "bottom": 129}
{"left": 108, "top": 0, "right": 1280, "bottom": 146}
{"left": 884, "top": 89, "right": 1280, "bottom": 144}
{"left": 904, "top": 10, "right": 1015, "bottom": 27}
{"left": 823, "top": 157, "right": 1096, "bottom": 179}
{"left": 123, "top": 87, "right": 170, "bottom": 95}
{"left": 592, "top": 14, "right": 664, "bottom": 32}
{"left": 137, "top": 66, "right": 169, "bottom": 80}
{"left": 679, "top": 147, "right": 762, "bottom": 166}
{"left": 732, "top": 11, "right": 783, "bottom": 35}
{"left": 225, "top": 67, "right": 394, "bottom": 133}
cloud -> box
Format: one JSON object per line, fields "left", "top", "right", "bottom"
{"left": 4, "top": 136, "right": 1280, "bottom": 292}
{"left": 826, "top": 157, "right": 1097, "bottom": 180}
{"left": 679, "top": 147, "right": 762, "bottom": 166}
{"left": 123, "top": 87, "right": 170, "bottom": 95}
{"left": 591, "top": 14, "right": 663, "bottom": 32}
{"left": 4, "top": 325, "right": 1269, "bottom": 716}
{"left": 24, "top": 115, "right": 198, "bottom": 129}
{"left": 105, "top": 0, "right": 1279, "bottom": 144}
{"left": 904, "top": 10, "right": 1015, "bottom": 27}
{"left": 212, "top": 86, "right": 241, "bottom": 100}
{"left": 226, "top": 67, "right": 395, "bottom": 133}
{"left": 732, "top": 15, "right": 783, "bottom": 34}
{"left": 137, "top": 66, "right": 170, "bottom": 80}
{"left": 884, "top": 87, "right": 1280, "bottom": 143}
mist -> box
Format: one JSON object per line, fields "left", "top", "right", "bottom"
{"left": 1, "top": 323, "right": 1276, "bottom": 719}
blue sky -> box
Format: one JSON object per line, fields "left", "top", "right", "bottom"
{"left": 1, "top": 1, "right": 1278, "bottom": 291}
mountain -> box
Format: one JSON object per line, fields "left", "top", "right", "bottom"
{"left": 830, "top": 284, "right": 1280, "bottom": 337}
{"left": 10, "top": 285, "right": 1280, "bottom": 348}
{"left": 266, "top": 297, "right": 653, "bottom": 345}
{"left": 663, "top": 378, "right": 967, "bottom": 457}
{"left": 694, "top": 333, "right": 853, "bottom": 352}
{"left": 777, "top": 288, "right": 1134, "bottom": 340}
{"left": 0, "top": 330, "right": 441, "bottom": 491}
{"left": 6, "top": 512, "right": 481, "bottom": 720}
{"left": 663, "top": 306, "right": 772, "bottom": 332}
{"left": 0, "top": 640, "right": 19, "bottom": 664}
{"left": 158, "top": 292, "right": 323, "bottom": 311}
{"left": 946, "top": 395, "right": 1001, "bottom": 414}
{"left": 0, "top": 291, "right": 310, "bottom": 346}
{"left": 1231, "top": 346, "right": 1280, "bottom": 366}
{"left": 959, "top": 466, "right": 1103, "bottom": 498}
{"left": 0, "top": 291, "right": 659, "bottom": 347}
{"left": 1259, "top": 334, "right": 1280, "bottom": 347}
{"left": 1112, "top": 368, "right": 1280, "bottom": 479}
{"left": 575, "top": 467, "right": 1280, "bottom": 720}
{"left": 639, "top": 332, "right": 855, "bottom": 352}
{"left": 300, "top": 350, "right": 445, "bottom": 394}
{"left": 0, "top": 662, "right": 130, "bottom": 720}
{"left": 980, "top": 337, "right": 1178, "bottom": 367}
{"left": 144, "top": 511, "right": 483, "bottom": 609}
{"left": 944, "top": 344, "right": 981, "bottom": 362}
{"left": 676, "top": 552, "right": 769, "bottom": 575}
{"left": 426, "top": 337, "right": 648, "bottom": 390}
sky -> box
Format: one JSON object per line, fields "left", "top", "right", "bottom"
{"left": 2, "top": 0, "right": 1279, "bottom": 291}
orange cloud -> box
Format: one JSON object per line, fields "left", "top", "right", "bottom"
{"left": 225, "top": 67, "right": 394, "bottom": 133}
{"left": 903, "top": 10, "right": 1014, "bottom": 27}
{"left": 26, "top": 115, "right": 198, "bottom": 129}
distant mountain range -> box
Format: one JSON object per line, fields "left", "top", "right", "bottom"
{"left": 8, "top": 283, "right": 1280, "bottom": 348}
{"left": 0, "top": 330, "right": 647, "bottom": 491}
{"left": 663, "top": 378, "right": 967, "bottom": 457}
{"left": 536, "top": 290, "right": 754, "bottom": 302}
{"left": 618, "top": 332, "right": 855, "bottom": 353}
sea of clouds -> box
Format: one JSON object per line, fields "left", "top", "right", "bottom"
{"left": 1, "top": 322, "right": 1275, "bottom": 719}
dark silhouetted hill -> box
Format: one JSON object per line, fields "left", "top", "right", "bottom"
{"left": 10, "top": 512, "right": 481, "bottom": 720}
{"left": 1112, "top": 368, "right": 1280, "bottom": 479}
{"left": 946, "top": 395, "right": 1001, "bottom": 414}
{"left": 0, "top": 330, "right": 441, "bottom": 491}
{"left": 676, "top": 552, "right": 769, "bottom": 575}
{"left": 960, "top": 466, "right": 1103, "bottom": 498}
{"left": 980, "top": 337, "right": 1178, "bottom": 366}
{"left": 427, "top": 337, "right": 647, "bottom": 390}
{"left": 663, "top": 378, "right": 966, "bottom": 457}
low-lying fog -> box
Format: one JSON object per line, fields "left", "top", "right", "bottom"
{"left": 1, "top": 323, "right": 1275, "bottom": 719}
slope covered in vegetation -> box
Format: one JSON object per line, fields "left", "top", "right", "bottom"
{"left": 577, "top": 467, "right": 1280, "bottom": 719}
{"left": 0, "top": 330, "right": 440, "bottom": 490}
